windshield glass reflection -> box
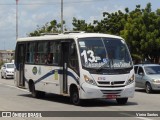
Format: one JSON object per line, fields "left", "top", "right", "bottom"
{"left": 78, "top": 37, "right": 132, "bottom": 69}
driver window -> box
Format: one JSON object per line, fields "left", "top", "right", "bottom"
{"left": 69, "top": 42, "right": 79, "bottom": 75}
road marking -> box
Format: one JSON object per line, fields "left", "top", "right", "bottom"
{"left": 120, "top": 113, "right": 153, "bottom": 120}
{"left": 0, "top": 83, "right": 29, "bottom": 92}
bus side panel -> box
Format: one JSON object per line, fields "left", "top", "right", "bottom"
{"left": 43, "top": 66, "right": 62, "bottom": 94}
{"left": 67, "top": 68, "right": 80, "bottom": 93}
{"left": 24, "top": 65, "right": 61, "bottom": 94}
{"left": 25, "top": 65, "right": 44, "bottom": 91}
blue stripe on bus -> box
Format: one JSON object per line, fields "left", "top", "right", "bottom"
{"left": 34, "top": 69, "right": 79, "bottom": 85}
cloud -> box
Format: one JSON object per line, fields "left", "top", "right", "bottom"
{"left": 0, "top": 0, "right": 157, "bottom": 50}
{"left": 0, "top": 6, "right": 15, "bottom": 27}
{"left": 0, "top": 3, "right": 16, "bottom": 50}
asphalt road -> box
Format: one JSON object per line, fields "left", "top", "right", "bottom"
{"left": 0, "top": 77, "right": 160, "bottom": 120}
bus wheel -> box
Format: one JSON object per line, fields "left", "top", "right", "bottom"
{"left": 116, "top": 98, "right": 128, "bottom": 105}
{"left": 145, "top": 82, "right": 152, "bottom": 93}
{"left": 31, "top": 83, "right": 45, "bottom": 98}
{"left": 70, "top": 88, "right": 82, "bottom": 106}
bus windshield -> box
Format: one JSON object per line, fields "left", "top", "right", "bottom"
{"left": 78, "top": 37, "right": 132, "bottom": 69}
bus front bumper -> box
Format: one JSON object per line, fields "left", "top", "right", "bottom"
{"left": 80, "top": 82, "right": 135, "bottom": 99}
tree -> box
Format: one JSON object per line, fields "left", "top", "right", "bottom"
{"left": 72, "top": 17, "right": 95, "bottom": 32}
{"left": 121, "top": 3, "right": 160, "bottom": 63}
{"left": 28, "top": 20, "right": 65, "bottom": 36}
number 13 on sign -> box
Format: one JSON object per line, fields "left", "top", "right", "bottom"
{"left": 81, "top": 50, "right": 97, "bottom": 63}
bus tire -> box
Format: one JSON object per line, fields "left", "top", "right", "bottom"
{"left": 116, "top": 98, "right": 128, "bottom": 105}
{"left": 30, "top": 83, "right": 45, "bottom": 98}
{"left": 70, "top": 86, "right": 82, "bottom": 106}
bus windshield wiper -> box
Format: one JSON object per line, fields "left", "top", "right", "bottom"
{"left": 96, "top": 59, "right": 111, "bottom": 72}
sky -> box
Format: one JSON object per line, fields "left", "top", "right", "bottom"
{"left": 0, "top": 0, "right": 159, "bottom": 50}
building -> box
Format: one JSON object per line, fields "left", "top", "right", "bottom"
{"left": 0, "top": 50, "right": 14, "bottom": 63}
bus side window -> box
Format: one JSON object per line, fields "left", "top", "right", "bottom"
{"left": 34, "top": 54, "right": 39, "bottom": 63}
{"left": 49, "top": 41, "right": 61, "bottom": 65}
{"left": 26, "top": 42, "right": 35, "bottom": 64}
{"left": 45, "top": 53, "right": 53, "bottom": 64}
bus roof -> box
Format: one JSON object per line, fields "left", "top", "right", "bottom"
{"left": 17, "top": 33, "right": 123, "bottom": 42}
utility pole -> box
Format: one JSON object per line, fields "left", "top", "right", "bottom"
{"left": 61, "top": 0, "right": 63, "bottom": 33}
{"left": 16, "top": 0, "right": 18, "bottom": 40}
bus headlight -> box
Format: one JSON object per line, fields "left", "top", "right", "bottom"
{"left": 84, "top": 75, "right": 97, "bottom": 86}
{"left": 126, "top": 74, "right": 135, "bottom": 85}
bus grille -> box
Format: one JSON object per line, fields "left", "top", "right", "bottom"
{"left": 97, "top": 81, "right": 125, "bottom": 88}
{"left": 100, "top": 90, "right": 123, "bottom": 94}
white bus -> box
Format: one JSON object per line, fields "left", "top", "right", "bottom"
{"left": 14, "top": 32, "right": 135, "bottom": 105}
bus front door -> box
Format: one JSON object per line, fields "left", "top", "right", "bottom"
{"left": 15, "top": 44, "right": 25, "bottom": 88}
{"left": 61, "top": 42, "right": 70, "bottom": 94}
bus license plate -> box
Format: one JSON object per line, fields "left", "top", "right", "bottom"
{"left": 106, "top": 95, "right": 118, "bottom": 99}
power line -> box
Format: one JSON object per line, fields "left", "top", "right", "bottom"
{"left": 0, "top": 0, "right": 106, "bottom": 5}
